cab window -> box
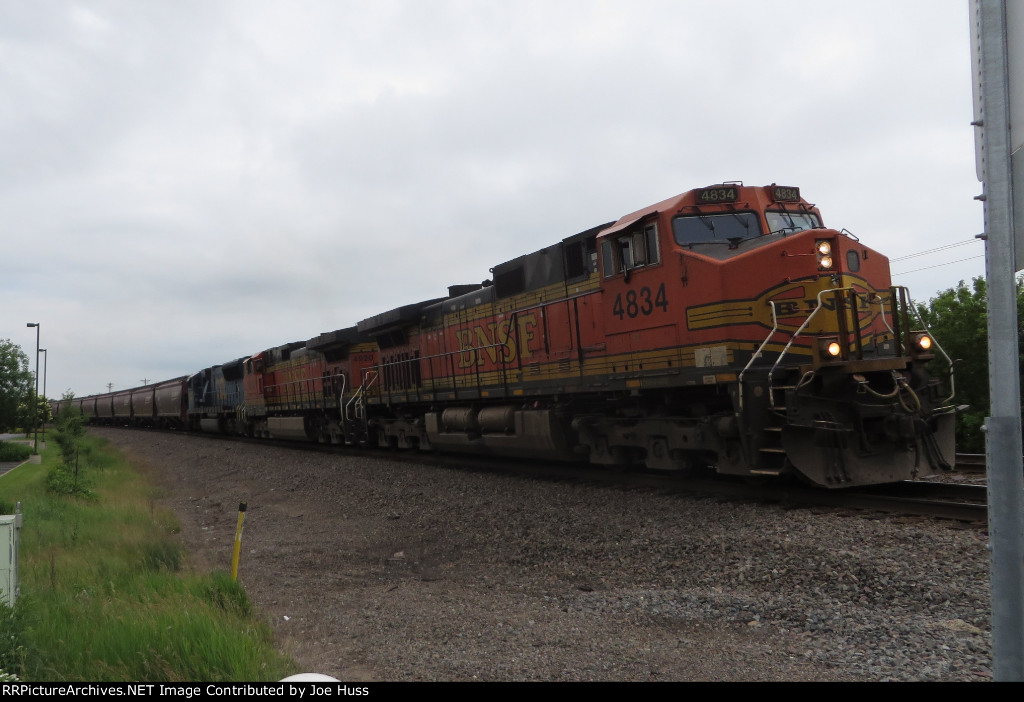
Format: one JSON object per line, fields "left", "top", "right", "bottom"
{"left": 765, "top": 210, "right": 821, "bottom": 234}
{"left": 672, "top": 212, "right": 762, "bottom": 246}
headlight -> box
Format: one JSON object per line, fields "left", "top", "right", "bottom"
{"left": 817, "top": 338, "right": 843, "bottom": 361}
{"left": 915, "top": 334, "right": 933, "bottom": 351}
{"left": 816, "top": 240, "right": 834, "bottom": 270}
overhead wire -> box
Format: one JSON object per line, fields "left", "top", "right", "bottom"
{"left": 892, "top": 255, "right": 985, "bottom": 276}
{"left": 889, "top": 237, "right": 984, "bottom": 277}
{"left": 888, "top": 239, "right": 980, "bottom": 262}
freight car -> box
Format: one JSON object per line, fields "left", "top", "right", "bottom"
{"left": 67, "top": 183, "right": 956, "bottom": 488}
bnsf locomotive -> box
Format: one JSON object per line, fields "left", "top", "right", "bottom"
{"left": 59, "top": 183, "right": 956, "bottom": 488}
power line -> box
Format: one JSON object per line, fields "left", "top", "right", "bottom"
{"left": 888, "top": 239, "right": 981, "bottom": 262}
{"left": 891, "top": 254, "right": 985, "bottom": 276}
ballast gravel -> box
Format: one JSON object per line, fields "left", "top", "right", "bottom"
{"left": 91, "top": 427, "right": 992, "bottom": 682}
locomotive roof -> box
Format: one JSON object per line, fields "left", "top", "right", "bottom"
{"left": 597, "top": 183, "right": 816, "bottom": 240}
{"left": 306, "top": 326, "right": 364, "bottom": 351}
{"left": 598, "top": 198, "right": 670, "bottom": 238}
{"left": 357, "top": 297, "right": 446, "bottom": 334}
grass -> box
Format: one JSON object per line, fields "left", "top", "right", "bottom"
{"left": 0, "top": 436, "right": 297, "bottom": 682}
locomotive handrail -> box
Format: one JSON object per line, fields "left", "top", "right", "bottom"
{"left": 875, "top": 292, "right": 897, "bottom": 340}
{"left": 770, "top": 288, "right": 831, "bottom": 413}
{"left": 765, "top": 286, "right": 876, "bottom": 409}
{"left": 766, "top": 286, "right": 857, "bottom": 411}
{"left": 493, "top": 286, "right": 596, "bottom": 319}
{"left": 264, "top": 371, "right": 347, "bottom": 410}
{"left": 762, "top": 285, "right": 955, "bottom": 413}
{"left": 349, "top": 370, "right": 379, "bottom": 423}
{"left": 737, "top": 300, "right": 779, "bottom": 414}
{"left": 905, "top": 293, "right": 956, "bottom": 406}
{"left": 878, "top": 287, "right": 956, "bottom": 406}
{"left": 337, "top": 373, "right": 348, "bottom": 421}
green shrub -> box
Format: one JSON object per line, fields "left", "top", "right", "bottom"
{"left": 44, "top": 463, "right": 96, "bottom": 500}
{"left": 0, "top": 603, "right": 27, "bottom": 680}
{"left": 0, "top": 442, "right": 31, "bottom": 462}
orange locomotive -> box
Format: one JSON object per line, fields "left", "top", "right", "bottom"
{"left": 66, "top": 183, "right": 956, "bottom": 488}
{"left": 341, "top": 182, "right": 955, "bottom": 487}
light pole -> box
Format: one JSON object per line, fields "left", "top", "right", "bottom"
{"left": 39, "top": 348, "right": 47, "bottom": 447}
{"left": 26, "top": 323, "right": 39, "bottom": 454}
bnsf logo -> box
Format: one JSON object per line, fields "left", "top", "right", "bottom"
{"left": 456, "top": 314, "right": 539, "bottom": 368}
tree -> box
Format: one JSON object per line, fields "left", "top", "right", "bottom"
{"left": 46, "top": 390, "right": 93, "bottom": 499}
{"left": 915, "top": 277, "right": 1024, "bottom": 453}
{"left": 0, "top": 340, "right": 33, "bottom": 432}
{"left": 53, "top": 390, "right": 85, "bottom": 468}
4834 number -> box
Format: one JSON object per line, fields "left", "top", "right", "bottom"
{"left": 612, "top": 283, "right": 669, "bottom": 319}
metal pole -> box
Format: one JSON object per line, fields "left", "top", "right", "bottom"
{"left": 231, "top": 502, "right": 247, "bottom": 581}
{"left": 26, "top": 323, "right": 39, "bottom": 454}
{"left": 974, "top": 0, "right": 1024, "bottom": 681}
{"left": 40, "top": 349, "right": 47, "bottom": 446}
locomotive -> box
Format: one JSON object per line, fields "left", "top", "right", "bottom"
{"left": 60, "top": 183, "right": 956, "bottom": 488}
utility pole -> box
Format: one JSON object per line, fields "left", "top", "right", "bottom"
{"left": 971, "top": 0, "right": 1024, "bottom": 681}
{"left": 25, "top": 323, "right": 39, "bottom": 453}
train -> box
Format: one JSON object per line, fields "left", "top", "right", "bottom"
{"left": 54, "top": 183, "right": 957, "bottom": 488}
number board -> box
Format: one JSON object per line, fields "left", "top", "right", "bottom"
{"left": 770, "top": 185, "right": 801, "bottom": 202}
{"left": 697, "top": 187, "right": 739, "bottom": 203}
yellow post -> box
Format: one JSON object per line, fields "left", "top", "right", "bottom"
{"left": 231, "top": 502, "right": 247, "bottom": 581}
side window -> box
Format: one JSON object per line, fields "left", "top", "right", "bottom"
{"left": 631, "top": 231, "right": 646, "bottom": 266}
{"left": 617, "top": 236, "right": 634, "bottom": 269}
{"left": 602, "top": 221, "right": 659, "bottom": 277}
{"left": 644, "top": 222, "right": 659, "bottom": 264}
{"left": 601, "top": 240, "right": 616, "bottom": 278}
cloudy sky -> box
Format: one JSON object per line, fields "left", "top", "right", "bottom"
{"left": 2, "top": 0, "right": 984, "bottom": 398}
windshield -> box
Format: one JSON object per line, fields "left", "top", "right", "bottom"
{"left": 672, "top": 212, "right": 762, "bottom": 246}
{"left": 766, "top": 210, "right": 821, "bottom": 234}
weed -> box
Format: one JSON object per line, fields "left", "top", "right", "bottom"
{"left": 201, "top": 572, "right": 252, "bottom": 618}
{"left": 0, "top": 602, "right": 27, "bottom": 679}
{"left": 141, "top": 540, "right": 183, "bottom": 573}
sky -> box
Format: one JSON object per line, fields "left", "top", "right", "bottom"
{"left": 1, "top": 0, "right": 986, "bottom": 398}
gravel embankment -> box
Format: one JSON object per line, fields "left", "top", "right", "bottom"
{"left": 90, "top": 427, "right": 992, "bottom": 681}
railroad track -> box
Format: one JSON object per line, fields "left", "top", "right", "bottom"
{"left": 955, "top": 453, "right": 986, "bottom": 472}
{"left": 272, "top": 436, "right": 991, "bottom": 524}
{"left": 838, "top": 481, "right": 987, "bottom": 523}
{"left": 94, "top": 427, "right": 991, "bottom": 524}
